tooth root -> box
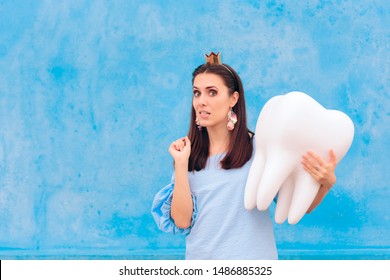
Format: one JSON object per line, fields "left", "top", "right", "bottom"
{"left": 274, "top": 175, "right": 295, "bottom": 224}
{"left": 256, "top": 150, "right": 296, "bottom": 211}
{"left": 244, "top": 150, "right": 265, "bottom": 210}
{"left": 288, "top": 171, "right": 320, "bottom": 225}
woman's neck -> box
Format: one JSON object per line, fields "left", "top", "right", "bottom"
{"left": 207, "top": 126, "right": 230, "bottom": 156}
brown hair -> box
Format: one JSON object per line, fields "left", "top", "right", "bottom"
{"left": 188, "top": 63, "right": 253, "bottom": 171}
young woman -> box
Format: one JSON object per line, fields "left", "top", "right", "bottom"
{"left": 151, "top": 53, "right": 337, "bottom": 260}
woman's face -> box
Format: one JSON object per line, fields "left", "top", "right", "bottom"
{"left": 192, "top": 73, "right": 238, "bottom": 130}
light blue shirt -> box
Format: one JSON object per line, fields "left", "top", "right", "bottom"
{"left": 152, "top": 152, "right": 278, "bottom": 260}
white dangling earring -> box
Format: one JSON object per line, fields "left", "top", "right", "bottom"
{"left": 227, "top": 109, "right": 237, "bottom": 131}
{"left": 195, "top": 117, "right": 202, "bottom": 131}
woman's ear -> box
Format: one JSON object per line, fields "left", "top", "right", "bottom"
{"left": 230, "top": 91, "right": 239, "bottom": 107}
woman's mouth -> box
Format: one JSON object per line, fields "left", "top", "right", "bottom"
{"left": 199, "top": 111, "right": 210, "bottom": 118}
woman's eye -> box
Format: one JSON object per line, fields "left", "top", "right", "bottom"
{"left": 193, "top": 91, "right": 200, "bottom": 97}
{"left": 209, "top": 90, "right": 217, "bottom": 96}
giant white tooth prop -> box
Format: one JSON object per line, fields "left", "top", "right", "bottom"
{"left": 244, "top": 91, "right": 354, "bottom": 224}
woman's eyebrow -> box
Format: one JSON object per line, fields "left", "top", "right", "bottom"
{"left": 193, "top": 85, "right": 219, "bottom": 90}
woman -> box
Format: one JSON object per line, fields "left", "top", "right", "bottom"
{"left": 151, "top": 53, "right": 337, "bottom": 259}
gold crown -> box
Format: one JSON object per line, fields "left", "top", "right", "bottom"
{"left": 205, "top": 52, "right": 221, "bottom": 65}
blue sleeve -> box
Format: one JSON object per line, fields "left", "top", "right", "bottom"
{"left": 151, "top": 179, "right": 198, "bottom": 235}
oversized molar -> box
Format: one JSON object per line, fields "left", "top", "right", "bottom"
{"left": 244, "top": 91, "right": 354, "bottom": 224}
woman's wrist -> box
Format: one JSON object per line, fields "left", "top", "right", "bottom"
{"left": 174, "top": 160, "right": 189, "bottom": 170}
{"left": 320, "top": 174, "right": 336, "bottom": 191}
{"left": 320, "top": 184, "right": 331, "bottom": 192}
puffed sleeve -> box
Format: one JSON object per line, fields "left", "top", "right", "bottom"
{"left": 151, "top": 177, "right": 198, "bottom": 235}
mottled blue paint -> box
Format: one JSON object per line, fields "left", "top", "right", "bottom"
{"left": 0, "top": 0, "right": 389, "bottom": 259}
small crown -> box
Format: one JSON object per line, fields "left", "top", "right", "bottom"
{"left": 205, "top": 52, "right": 221, "bottom": 65}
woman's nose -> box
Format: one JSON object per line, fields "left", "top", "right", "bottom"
{"left": 198, "top": 93, "right": 207, "bottom": 106}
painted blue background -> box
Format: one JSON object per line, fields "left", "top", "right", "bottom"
{"left": 0, "top": 0, "right": 389, "bottom": 259}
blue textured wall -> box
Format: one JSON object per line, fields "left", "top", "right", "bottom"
{"left": 0, "top": 0, "right": 389, "bottom": 259}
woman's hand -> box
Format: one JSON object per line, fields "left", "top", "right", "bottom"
{"left": 302, "top": 149, "right": 337, "bottom": 213}
{"left": 168, "top": 136, "right": 191, "bottom": 165}
{"left": 301, "top": 149, "right": 337, "bottom": 191}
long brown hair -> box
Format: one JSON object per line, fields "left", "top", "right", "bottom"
{"left": 188, "top": 63, "right": 253, "bottom": 171}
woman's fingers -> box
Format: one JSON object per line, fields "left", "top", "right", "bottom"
{"left": 169, "top": 137, "right": 191, "bottom": 153}
{"left": 303, "top": 167, "right": 320, "bottom": 182}
{"left": 170, "top": 138, "right": 183, "bottom": 151}
{"left": 328, "top": 149, "right": 337, "bottom": 166}
{"left": 301, "top": 158, "right": 323, "bottom": 178}
{"left": 305, "top": 150, "right": 325, "bottom": 168}
{"left": 301, "top": 149, "right": 337, "bottom": 189}
{"left": 176, "top": 139, "right": 185, "bottom": 151}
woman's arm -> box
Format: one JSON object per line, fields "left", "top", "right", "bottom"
{"left": 301, "top": 149, "right": 337, "bottom": 213}
{"left": 169, "top": 136, "right": 194, "bottom": 228}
